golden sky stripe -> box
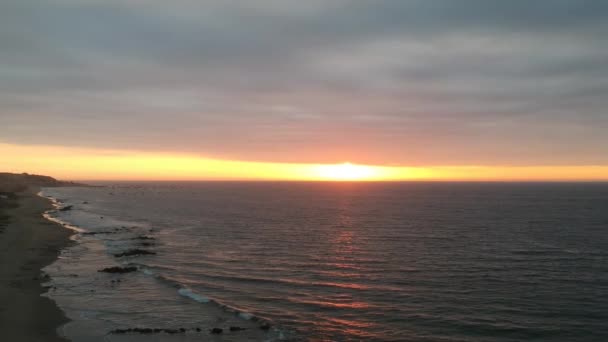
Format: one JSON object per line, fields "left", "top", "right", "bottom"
{"left": 1, "top": 143, "right": 607, "bottom": 181}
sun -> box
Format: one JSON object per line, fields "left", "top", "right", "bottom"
{"left": 314, "top": 162, "right": 377, "bottom": 181}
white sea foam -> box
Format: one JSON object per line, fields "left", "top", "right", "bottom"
{"left": 39, "top": 191, "right": 86, "bottom": 234}
{"left": 238, "top": 312, "right": 254, "bottom": 320}
{"left": 178, "top": 288, "right": 210, "bottom": 303}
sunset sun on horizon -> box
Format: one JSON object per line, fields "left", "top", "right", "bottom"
{"left": 315, "top": 162, "right": 377, "bottom": 181}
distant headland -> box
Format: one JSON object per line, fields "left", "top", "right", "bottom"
{"left": 0, "top": 172, "right": 85, "bottom": 193}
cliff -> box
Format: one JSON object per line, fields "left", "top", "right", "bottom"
{"left": 0, "top": 173, "right": 82, "bottom": 193}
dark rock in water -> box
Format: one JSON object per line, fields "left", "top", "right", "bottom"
{"left": 133, "top": 235, "right": 155, "bottom": 240}
{"left": 210, "top": 328, "right": 223, "bottom": 334}
{"left": 140, "top": 242, "right": 155, "bottom": 247}
{"left": 110, "top": 327, "right": 189, "bottom": 335}
{"left": 113, "top": 249, "right": 156, "bottom": 258}
{"left": 260, "top": 323, "right": 271, "bottom": 331}
{"left": 59, "top": 205, "right": 73, "bottom": 211}
{"left": 82, "top": 201, "right": 89, "bottom": 204}
{"left": 111, "top": 328, "right": 135, "bottom": 334}
{"left": 98, "top": 266, "right": 137, "bottom": 274}
{"left": 195, "top": 327, "right": 201, "bottom": 332}
{"left": 230, "top": 326, "right": 247, "bottom": 331}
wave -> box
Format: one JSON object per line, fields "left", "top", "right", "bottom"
{"left": 39, "top": 191, "right": 86, "bottom": 234}
{"left": 178, "top": 287, "right": 211, "bottom": 303}
{"left": 134, "top": 265, "right": 271, "bottom": 323}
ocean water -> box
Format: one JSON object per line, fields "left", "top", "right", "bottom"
{"left": 41, "top": 182, "right": 608, "bottom": 341}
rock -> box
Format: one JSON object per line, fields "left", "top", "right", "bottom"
{"left": 195, "top": 327, "right": 201, "bottom": 332}
{"left": 82, "top": 201, "right": 89, "bottom": 204}
{"left": 98, "top": 266, "right": 137, "bottom": 274}
{"left": 133, "top": 235, "right": 155, "bottom": 240}
{"left": 230, "top": 326, "right": 246, "bottom": 331}
{"left": 59, "top": 205, "right": 73, "bottom": 211}
{"left": 110, "top": 327, "right": 191, "bottom": 335}
{"left": 210, "top": 328, "right": 223, "bottom": 334}
{"left": 111, "top": 328, "right": 132, "bottom": 334}
{"left": 260, "top": 323, "right": 271, "bottom": 331}
{"left": 113, "top": 249, "right": 156, "bottom": 258}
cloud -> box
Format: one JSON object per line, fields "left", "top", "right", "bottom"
{"left": 1, "top": 0, "right": 608, "bottom": 165}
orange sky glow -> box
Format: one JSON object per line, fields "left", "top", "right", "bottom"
{"left": 2, "top": 143, "right": 607, "bottom": 181}
{"left": 2, "top": 2, "right": 608, "bottom": 183}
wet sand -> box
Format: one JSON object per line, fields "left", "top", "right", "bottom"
{"left": 0, "top": 188, "right": 73, "bottom": 341}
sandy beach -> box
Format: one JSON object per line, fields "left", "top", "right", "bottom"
{"left": 0, "top": 188, "right": 73, "bottom": 341}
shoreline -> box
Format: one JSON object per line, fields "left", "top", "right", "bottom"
{"left": 39, "top": 186, "right": 285, "bottom": 341}
{"left": 0, "top": 187, "right": 73, "bottom": 341}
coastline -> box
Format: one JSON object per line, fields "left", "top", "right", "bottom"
{"left": 0, "top": 187, "right": 73, "bottom": 341}
{"left": 39, "top": 186, "right": 286, "bottom": 342}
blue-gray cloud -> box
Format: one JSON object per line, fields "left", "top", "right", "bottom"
{"left": 1, "top": 0, "right": 607, "bottom": 165}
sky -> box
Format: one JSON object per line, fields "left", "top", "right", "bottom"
{"left": 1, "top": 1, "right": 608, "bottom": 180}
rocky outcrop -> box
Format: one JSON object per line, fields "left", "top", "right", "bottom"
{"left": 113, "top": 249, "right": 156, "bottom": 258}
{"left": 98, "top": 266, "right": 137, "bottom": 274}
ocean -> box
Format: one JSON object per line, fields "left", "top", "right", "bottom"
{"left": 40, "top": 182, "right": 608, "bottom": 341}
